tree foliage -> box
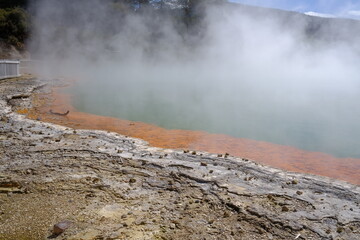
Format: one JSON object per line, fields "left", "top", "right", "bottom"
{"left": 0, "top": 7, "right": 29, "bottom": 50}
{"left": 0, "top": 0, "right": 27, "bottom": 9}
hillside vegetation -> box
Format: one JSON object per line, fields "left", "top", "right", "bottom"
{"left": 0, "top": 0, "right": 218, "bottom": 57}
{"left": 0, "top": 0, "right": 28, "bottom": 57}
{"left": 1, "top": 0, "right": 360, "bottom": 58}
{"left": 0, "top": 8, "right": 28, "bottom": 50}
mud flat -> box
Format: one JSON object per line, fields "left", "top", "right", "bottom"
{"left": 0, "top": 77, "right": 359, "bottom": 240}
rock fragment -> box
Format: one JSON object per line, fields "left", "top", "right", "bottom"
{"left": 281, "top": 206, "right": 289, "bottom": 212}
{"left": 53, "top": 220, "right": 72, "bottom": 235}
{"left": 0, "top": 181, "right": 24, "bottom": 193}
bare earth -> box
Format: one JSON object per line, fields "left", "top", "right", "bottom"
{"left": 0, "top": 77, "right": 359, "bottom": 240}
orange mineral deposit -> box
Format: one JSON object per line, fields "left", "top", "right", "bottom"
{"left": 28, "top": 85, "right": 360, "bottom": 185}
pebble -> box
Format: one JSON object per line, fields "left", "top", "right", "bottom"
{"left": 53, "top": 220, "right": 72, "bottom": 235}
{"left": 281, "top": 206, "right": 289, "bottom": 212}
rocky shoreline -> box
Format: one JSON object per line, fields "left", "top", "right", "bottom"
{"left": 0, "top": 77, "right": 359, "bottom": 240}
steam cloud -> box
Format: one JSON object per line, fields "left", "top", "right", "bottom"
{"left": 29, "top": 0, "right": 360, "bottom": 158}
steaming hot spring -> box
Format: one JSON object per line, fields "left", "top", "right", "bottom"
{"left": 67, "top": 61, "right": 360, "bottom": 160}
{"left": 31, "top": 1, "right": 360, "bottom": 184}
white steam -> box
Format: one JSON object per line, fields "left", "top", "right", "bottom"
{"left": 29, "top": 0, "right": 360, "bottom": 158}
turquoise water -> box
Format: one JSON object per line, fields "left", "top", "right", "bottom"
{"left": 67, "top": 70, "right": 360, "bottom": 159}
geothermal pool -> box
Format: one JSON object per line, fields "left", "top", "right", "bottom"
{"left": 66, "top": 69, "right": 360, "bottom": 159}
{"left": 29, "top": 0, "right": 360, "bottom": 185}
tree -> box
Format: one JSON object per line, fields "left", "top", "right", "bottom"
{"left": 0, "top": 0, "right": 28, "bottom": 9}
{"left": 0, "top": 7, "right": 29, "bottom": 50}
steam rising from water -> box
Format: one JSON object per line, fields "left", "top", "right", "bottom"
{"left": 29, "top": 0, "right": 360, "bottom": 158}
